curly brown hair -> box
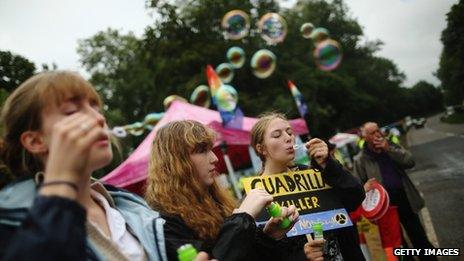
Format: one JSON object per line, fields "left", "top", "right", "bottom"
{"left": 145, "top": 120, "right": 237, "bottom": 241}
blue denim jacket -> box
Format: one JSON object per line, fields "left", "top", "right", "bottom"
{"left": 0, "top": 179, "right": 167, "bottom": 261}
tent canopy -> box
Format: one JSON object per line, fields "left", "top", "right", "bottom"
{"left": 329, "top": 132, "right": 358, "bottom": 148}
{"left": 101, "top": 101, "right": 309, "bottom": 192}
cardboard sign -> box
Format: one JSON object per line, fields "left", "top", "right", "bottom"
{"left": 357, "top": 217, "right": 386, "bottom": 261}
{"left": 242, "top": 169, "right": 352, "bottom": 237}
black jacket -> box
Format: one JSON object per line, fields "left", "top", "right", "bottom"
{"left": 277, "top": 157, "right": 366, "bottom": 261}
{"left": 0, "top": 196, "right": 90, "bottom": 260}
{"left": 161, "top": 211, "right": 281, "bottom": 261}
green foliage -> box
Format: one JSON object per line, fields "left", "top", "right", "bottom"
{"left": 0, "top": 50, "right": 36, "bottom": 93}
{"left": 437, "top": 0, "right": 464, "bottom": 106}
{"left": 0, "top": 50, "right": 36, "bottom": 123}
{"left": 406, "top": 81, "right": 443, "bottom": 117}
{"left": 78, "top": 0, "right": 443, "bottom": 148}
{"left": 0, "top": 51, "right": 36, "bottom": 186}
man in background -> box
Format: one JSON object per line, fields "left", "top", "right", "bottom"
{"left": 353, "top": 122, "right": 436, "bottom": 260}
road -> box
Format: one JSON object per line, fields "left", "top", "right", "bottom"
{"left": 405, "top": 113, "right": 464, "bottom": 260}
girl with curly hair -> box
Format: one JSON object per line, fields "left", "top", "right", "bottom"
{"left": 145, "top": 120, "right": 299, "bottom": 261}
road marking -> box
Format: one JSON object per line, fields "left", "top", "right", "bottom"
{"left": 425, "top": 126, "right": 464, "bottom": 139}
{"left": 443, "top": 152, "right": 464, "bottom": 169}
{"left": 420, "top": 207, "right": 439, "bottom": 248}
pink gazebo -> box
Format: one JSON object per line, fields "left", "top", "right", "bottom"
{"left": 101, "top": 101, "right": 309, "bottom": 195}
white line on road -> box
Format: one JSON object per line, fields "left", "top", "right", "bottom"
{"left": 425, "top": 126, "right": 464, "bottom": 139}
{"left": 420, "top": 207, "right": 439, "bottom": 248}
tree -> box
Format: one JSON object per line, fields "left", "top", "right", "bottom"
{"left": 405, "top": 81, "right": 443, "bottom": 117}
{"left": 0, "top": 50, "right": 36, "bottom": 108}
{"left": 0, "top": 50, "right": 36, "bottom": 187}
{"left": 0, "top": 50, "right": 36, "bottom": 93}
{"left": 79, "top": 0, "right": 430, "bottom": 144}
{"left": 437, "top": 0, "right": 464, "bottom": 106}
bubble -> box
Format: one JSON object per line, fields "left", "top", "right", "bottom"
{"left": 111, "top": 126, "right": 127, "bottom": 138}
{"left": 163, "top": 95, "right": 188, "bottom": 110}
{"left": 143, "top": 112, "right": 165, "bottom": 129}
{"left": 227, "top": 46, "right": 245, "bottom": 69}
{"left": 258, "top": 13, "right": 288, "bottom": 44}
{"left": 250, "top": 49, "right": 276, "bottom": 79}
{"left": 310, "top": 27, "right": 330, "bottom": 43}
{"left": 300, "top": 23, "right": 314, "bottom": 39}
{"left": 190, "top": 85, "right": 211, "bottom": 108}
{"left": 127, "top": 122, "right": 145, "bottom": 136}
{"left": 215, "top": 63, "right": 234, "bottom": 83}
{"left": 221, "top": 10, "right": 250, "bottom": 40}
{"left": 313, "top": 39, "right": 343, "bottom": 71}
{"left": 215, "top": 84, "right": 238, "bottom": 112}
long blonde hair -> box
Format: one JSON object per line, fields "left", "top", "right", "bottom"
{"left": 0, "top": 71, "right": 101, "bottom": 177}
{"left": 145, "top": 120, "right": 236, "bottom": 241}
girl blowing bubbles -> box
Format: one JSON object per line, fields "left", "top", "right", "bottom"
{"left": 0, "top": 71, "right": 210, "bottom": 261}
{"left": 145, "top": 120, "right": 299, "bottom": 261}
{"left": 250, "top": 112, "right": 366, "bottom": 261}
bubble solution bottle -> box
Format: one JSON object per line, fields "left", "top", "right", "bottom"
{"left": 177, "top": 244, "right": 198, "bottom": 261}
{"left": 312, "top": 222, "right": 324, "bottom": 240}
{"left": 267, "top": 202, "right": 291, "bottom": 229}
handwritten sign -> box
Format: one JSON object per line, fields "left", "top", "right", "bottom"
{"left": 242, "top": 169, "right": 352, "bottom": 237}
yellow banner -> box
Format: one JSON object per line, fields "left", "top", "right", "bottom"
{"left": 242, "top": 169, "right": 331, "bottom": 197}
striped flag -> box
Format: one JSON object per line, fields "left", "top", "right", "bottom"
{"left": 206, "top": 65, "right": 244, "bottom": 129}
{"left": 287, "top": 80, "right": 310, "bottom": 126}
{"left": 206, "top": 65, "right": 221, "bottom": 99}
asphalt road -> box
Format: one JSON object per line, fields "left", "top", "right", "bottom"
{"left": 405, "top": 114, "right": 464, "bottom": 260}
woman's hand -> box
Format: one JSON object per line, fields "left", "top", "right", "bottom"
{"left": 363, "top": 178, "right": 377, "bottom": 192}
{"left": 41, "top": 113, "right": 108, "bottom": 197}
{"left": 304, "top": 238, "right": 325, "bottom": 261}
{"left": 195, "top": 252, "right": 217, "bottom": 261}
{"left": 263, "top": 205, "right": 299, "bottom": 240}
{"left": 234, "top": 189, "right": 273, "bottom": 218}
{"left": 306, "top": 138, "right": 329, "bottom": 169}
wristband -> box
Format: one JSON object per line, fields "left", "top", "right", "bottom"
{"left": 38, "top": 181, "right": 78, "bottom": 192}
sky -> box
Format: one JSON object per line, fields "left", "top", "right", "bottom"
{"left": 0, "top": 0, "right": 458, "bottom": 87}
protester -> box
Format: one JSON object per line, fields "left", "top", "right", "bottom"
{"left": 354, "top": 122, "right": 436, "bottom": 260}
{"left": 145, "top": 120, "right": 299, "bottom": 261}
{"left": 0, "top": 71, "right": 211, "bottom": 261}
{"left": 250, "top": 112, "right": 366, "bottom": 260}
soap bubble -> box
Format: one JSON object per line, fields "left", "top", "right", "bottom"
{"left": 163, "top": 95, "right": 188, "bottom": 110}
{"left": 227, "top": 46, "right": 245, "bottom": 68}
{"left": 313, "top": 39, "right": 342, "bottom": 71}
{"left": 190, "top": 85, "right": 211, "bottom": 108}
{"left": 251, "top": 49, "right": 276, "bottom": 79}
{"left": 216, "top": 63, "right": 234, "bottom": 83}
{"left": 300, "top": 23, "right": 314, "bottom": 39}
{"left": 258, "top": 13, "right": 287, "bottom": 44}
{"left": 310, "top": 27, "right": 330, "bottom": 43}
{"left": 127, "top": 122, "right": 145, "bottom": 136}
{"left": 222, "top": 10, "right": 250, "bottom": 40}
{"left": 215, "top": 84, "right": 238, "bottom": 112}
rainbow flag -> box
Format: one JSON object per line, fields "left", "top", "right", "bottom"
{"left": 288, "top": 80, "right": 310, "bottom": 130}
{"left": 206, "top": 65, "right": 243, "bottom": 129}
{"left": 206, "top": 65, "right": 222, "bottom": 98}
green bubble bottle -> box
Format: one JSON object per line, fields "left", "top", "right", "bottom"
{"left": 312, "top": 222, "right": 324, "bottom": 240}
{"left": 177, "top": 244, "right": 198, "bottom": 261}
{"left": 267, "top": 202, "right": 291, "bottom": 229}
